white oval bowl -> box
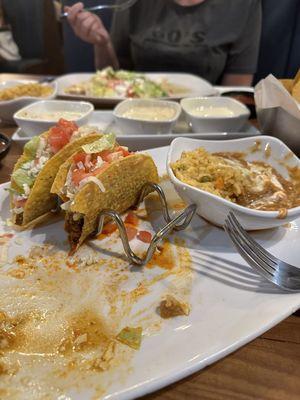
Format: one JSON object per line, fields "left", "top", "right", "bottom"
{"left": 167, "top": 136, "right": 300, "bottom": 230}
{"left": 113, "top": 98, "right": 181, "bottom": 135}
{"left": 14, "top": 100, "right": 94, "bottom": 136}
{"left": 181, "top": 96, "right": 250, "bottom": 133}
{"left": 0, "top": 80, "right": 57, "bottom": 123}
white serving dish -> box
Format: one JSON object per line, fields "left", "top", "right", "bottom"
{"left": 13, "top": 99, "right": 94, "bottom": 136}
{"left": 181, "top": 96, "right": 250, "bottom": 133}
{"left": 113, "top": 98, "right": 181, "bottom": 135}
{"left": 167, "top": 136, "right": 300, "bottom": 230}
{"left": 55, "top": 72, "right": 218, "bottom": 106}
{"left": 1, "top": 146, "right": 300, "bottom": 399}
{"left": 0, "top": 80, "right": 57, "bottom": 123}
{"left": 12, "top": 110, "right": 262, "bottom": 150}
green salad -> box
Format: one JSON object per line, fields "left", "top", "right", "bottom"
{"left": 65, "top": 67, "right": 169, "bottom": 98}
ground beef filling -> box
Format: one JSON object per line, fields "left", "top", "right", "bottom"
{"left": 65, "top": 213, "right": 84, "bottom": 250}
{"left": 15, "top": 213, "right": 23, "bottom": 226}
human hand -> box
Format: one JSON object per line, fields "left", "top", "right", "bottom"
{"left": 65, "top": 2, "right": 110, "bottom": 46}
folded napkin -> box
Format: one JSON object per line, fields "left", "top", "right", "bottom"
{"left": 254, "top": 74, "right": 300, "bottom": 119}
{"left": 254, "top": 74, "right": 300, "bottom": 154}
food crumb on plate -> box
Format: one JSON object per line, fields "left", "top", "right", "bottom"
{"left": 159, "top": 295, "right": 190, "bottom": 319}
{"left": 116, "top": 326, "right": 143, "bottom": 350}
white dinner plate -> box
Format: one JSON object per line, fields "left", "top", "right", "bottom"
{"left": 215, "top": 85, "right": 254, "bottom": 94}
{"left": 55, "top": 72, "right": 218, "bottom": 106}
{"left": 1, "top": 145, "right": 299, "bottom": 399}
{"left": 12, "top": 110, "right": 261, "bottom": 150}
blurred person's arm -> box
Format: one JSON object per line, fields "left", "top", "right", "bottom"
{"left": 222, "top": 73, "right": 253, "bottom": 86}
{"left": 66, "top": 2, "right": 119, "bottom": 69}
{"left": 221, "top": 0, "right": 262, "bottom": 86}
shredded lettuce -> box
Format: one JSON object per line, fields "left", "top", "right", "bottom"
{"left": 11, "top": 136, "right": 40, "bottom": 194}
{"left": 4, "top": 187, "right": 19, "bottom": 196}
{"left": 116, "top": 326, "right": 142, "bottom": 350}
{"left": 24, "top": 136, "right": 40, "bottom": 159}
{"left": 11, "top": 167, "right": 35, "bottom": 193}
{"left": 81, "top": 133, "right": 115, "bottom": 154}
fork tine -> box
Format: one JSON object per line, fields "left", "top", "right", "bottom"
{"left": 224, "top": 221, "right": 275, "bottom": 283}
{"left": 225, "top": 214, "right": 300, "bottom": 291}
{"left": 228, "top": 212, "right": 278, "bottom": 268}
{"left": 225, "top": 217, "right": 278, "bottom": 277}
{"left": 228, "top": 212, "right": 300, "bottom": 281}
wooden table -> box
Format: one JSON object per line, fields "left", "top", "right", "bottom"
{"left": 0, "top": 75, "right": 299, "bottom": 400}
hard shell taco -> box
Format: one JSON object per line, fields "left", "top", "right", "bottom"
{"left": 51, "top": 133, "right": 159, "bottom": 252}
{"left": 10, "top": 119, "right": 103, "bottom": 228}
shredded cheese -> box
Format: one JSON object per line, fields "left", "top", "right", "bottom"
{"left": 79, "top": 176, "right": 105, "bottom": 192}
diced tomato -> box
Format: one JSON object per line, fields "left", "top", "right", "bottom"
{"left": 48, "top": 127, "right": 68, "bottom": 153}
{"left": 14, "top": 198, "right": 27, "bottom": 208}
{"left": 97, "top": 147, "right": 130, "bottom": 163}
{"left": 57, "top": 118, "right": 78, "bottom": 131}
{"left": 126, "top": 87, "right": 135, "bottom": 97}
{"left": 102, "top": 221, "right": 117, "bottom": 235}
{"left": 115, "top": 146, "right": 130, "bottom": 157}
{"left": 71, "top": 163, "right": 110, "bottom": 186}
{"left": 73, "top": 152, "right": 86, "bottom": 164}
{"left": 98, "top": 149, "right": 113, "bottom": 162}
{"left": 124, "top": 211, "right": 139, "bottom": 227}
{"left": 71, "top": 169, "right": 87, "bottom": 186}
{"left": 125, "top": 225, "right": 137, "bottom": 241}
{"left": 108, "top": 79, "right": 122, "bottom": 88}
{"left": 137, "top": 230, "right": 152, "bottom": 243}
{"left": 48, "top": 119, "right": 78, "bottom": 153}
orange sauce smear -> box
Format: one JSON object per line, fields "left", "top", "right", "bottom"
{"left": 146, "top": 240, "right": 175, "bottom": 270}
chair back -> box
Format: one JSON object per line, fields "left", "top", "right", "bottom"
{"left": 2, "top": 0, "right": 44, "bottom": 59}
{"left": 2, "top": 0, "right": 64, "bottom": 74}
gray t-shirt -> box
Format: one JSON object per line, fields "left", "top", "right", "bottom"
{"left": 110, "top": 0, "right": 262, "bottom": 84}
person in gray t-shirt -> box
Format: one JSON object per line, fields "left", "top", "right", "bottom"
{"left": 66, "top": 0, "right": 262, "bottom": 85}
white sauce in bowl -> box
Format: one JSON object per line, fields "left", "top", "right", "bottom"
{"left": 190, "top": 106, "right": 236, "bottom": 118}
{"left": 121, "top": 106, "right": 176, "bottom": 121}
{"left": 18, "top": 110, "right": 84, "bottom": 121}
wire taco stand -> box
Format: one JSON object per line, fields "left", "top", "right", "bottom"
{"left": 97, "top": 183, "right": 196, "bottom": 266}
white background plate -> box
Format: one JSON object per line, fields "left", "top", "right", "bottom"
{"left": 1, "top": 146, "right": 299, "bottom": 399}
{"left": 55, "top": 72, "right": 217, "bottom": 106}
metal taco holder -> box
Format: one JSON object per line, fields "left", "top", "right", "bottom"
{"left": 96, "top": 183, "right": 196, "bottom": 266}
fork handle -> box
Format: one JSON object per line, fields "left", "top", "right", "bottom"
{"left": 61, "top": 5, "right": 116, "bottom": 19}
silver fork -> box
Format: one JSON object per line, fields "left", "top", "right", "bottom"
{"left": 224, "top": 211, "right": 300, "bottom": 292}
{"left": 60, "top": 0, "right": 137, "bottom": 19}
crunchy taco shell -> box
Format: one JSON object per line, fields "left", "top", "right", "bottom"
{"left": 292, "top": 80, "right": 300, "bottom": 103}
{"left": 279, "top": 79, "right": 293, "bottom": 94}
{"left": 60, "top": 153, "right": 159, "bottom": 251}
{"left": 292, "top": 69, "right": 300, "bottom": 86}
{"left": 11, "top": 132, "right": 103, "bottom": 227}
{"left": 50, "top": 151, "right": 79, "bottom": 202}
